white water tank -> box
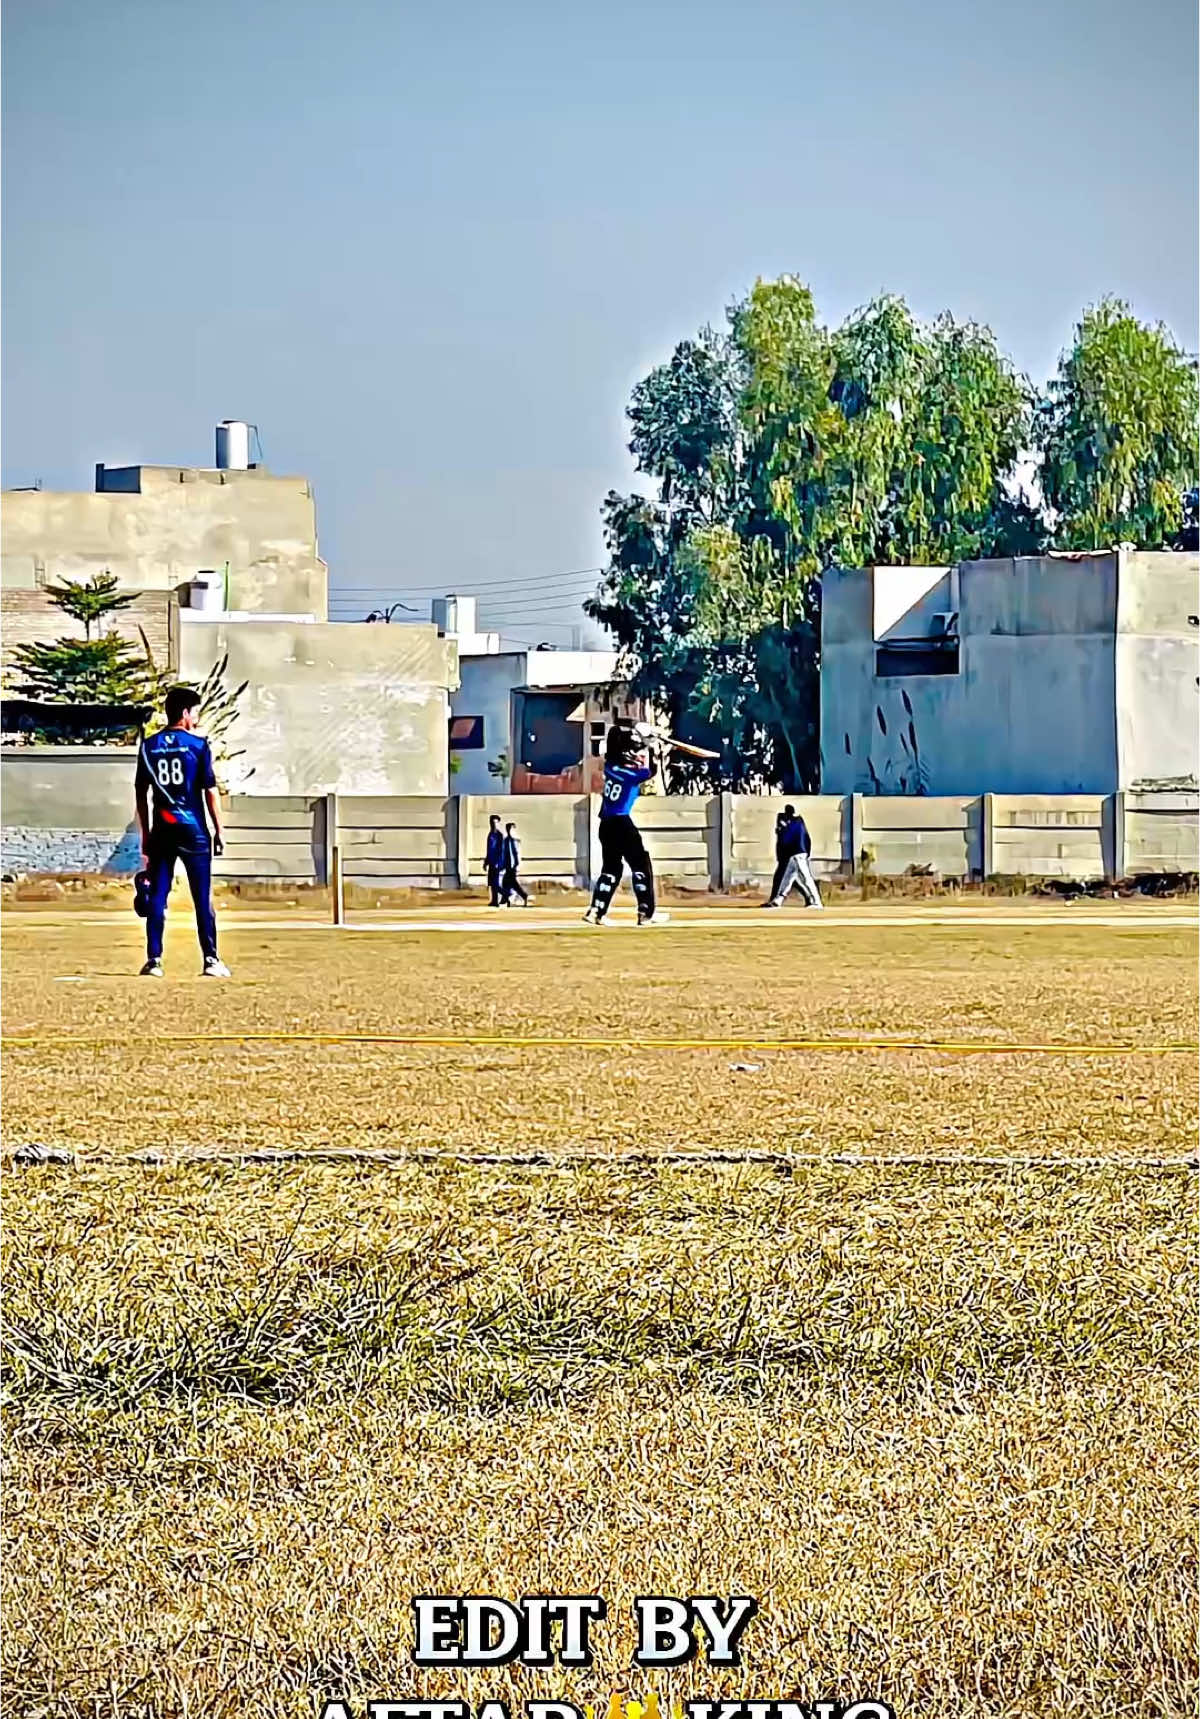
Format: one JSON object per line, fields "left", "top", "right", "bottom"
{"left": 432, "top": 593, "right": 476, "bottom": 636}
{"left": 215, "top": 420, "right": 251, "bottom": 470}
{"left": 189, "top": 570, "right": 225, "bottom": 613}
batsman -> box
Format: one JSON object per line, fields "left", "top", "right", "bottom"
{"left": 584, "top": 720, "right": 666, "bottom": 926}
{"left": 583, "top": 719, "right": 718, "bottom": 927}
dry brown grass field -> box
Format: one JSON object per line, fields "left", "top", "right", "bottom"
{"left": 2, "top": 898, "right": 1197, "bottom": 1718}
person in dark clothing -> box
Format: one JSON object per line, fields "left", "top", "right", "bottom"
{"left": 134, "top": 684, "right": 230, "bottom": 976}
{"left": 583, "top": 721, "right": 669, "bottom": 926}
{"left": 767, "top": 803, "right": 797, "bottom": 904}
{"left": 484, "top": 814, "right": 505, "bottom": 906}
{"left": 500, "top": 822, "right": 529, "bottom": 906}
{"left": 764, "top": 807, "right": 823, "bottom": 909}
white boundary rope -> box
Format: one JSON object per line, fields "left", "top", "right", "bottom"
{"left": 8, "top": 1142, "right": 1195, "bottom": 1172}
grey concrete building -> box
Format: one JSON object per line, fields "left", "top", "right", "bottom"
{"left": 1, "top": 426, "right": 458, "bottom": 796}
{"left": 178, "top": 617, "right": 457, "bottom": 798}
{"left": 820, "top": 550, "right": 1200, "bottom": 796}
{"left": 3, "top": 460, "right": 328, "bottom": 618}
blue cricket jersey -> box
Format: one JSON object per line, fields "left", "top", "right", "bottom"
{"left": 600, "top": 762, "right": 653, "bottom": 819}
{"left": 137, "top": 727, "right": 216, "bottom": 839}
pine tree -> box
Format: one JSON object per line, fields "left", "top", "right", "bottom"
{"left": 10, "top": 574, "right": 159, "bottom": 706}
{"left": 49, "top": 573, "right": 140, "bottom": 639}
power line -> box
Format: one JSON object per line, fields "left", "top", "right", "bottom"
{"left": 480, "top": 582, "right": 599, "bottom": 598}
{"left": 476, "top": 597, "right": 598, "bottom": 615}
{"left": 325, "top": 603, "right": 602, "bottom": 639}
{"left": 495, "top": 631, "right": 606, "bottom": 649}
{"left": 328, "top": 566, "right": 603, "bottom": 598}
{"left": 330, "top": 593, "right": 600, "bottom": 619}
{"left": 331, "top": 584, "right": 599, "bottom": 610}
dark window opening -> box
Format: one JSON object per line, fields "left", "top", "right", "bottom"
{"left": 449, "top": 714, "right": 485, "bottom": 750}
{"left": 876, "top": 639, "right": 960, "bottom": 677}
{"left": 589, "top": 720, "right": 606, "bottom": 757}
{"left": 515, "top": 691, "right": 584, "bottom": 774}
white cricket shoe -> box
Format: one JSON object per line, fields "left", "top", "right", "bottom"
{"left": 582, "top": 909, "right": 608, "bottom": 926}
{"left": 140, "top": 960, "right": 164, "bottom": 978}
{"left": 202, "top": 958, "right": 232, "bottom": 978}
{"left": 637, "top": 911, "right": 671, "bottom": 926}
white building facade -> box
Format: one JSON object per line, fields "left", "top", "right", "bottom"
{"left": 432, "top": 595, "right": 639, "bottom": 794}
{"left": 820, "top": 550, "right": 1199, "bottom": 797}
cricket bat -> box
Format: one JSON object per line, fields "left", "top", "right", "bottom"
{"left": 653, "top": 733, "right": 721, "bottom": 760}
{"left": 631, "top": 721, "right": 721, "bottom": 760}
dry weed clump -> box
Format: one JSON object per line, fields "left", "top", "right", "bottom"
{"left": 3, "top": 1162, "right": 1194, "bottom": 1416}
{"left": 3, "top": 1159, "right": 1196, "bottom": 1715}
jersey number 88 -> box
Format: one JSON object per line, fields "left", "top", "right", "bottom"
{"left": 155, "top": 757, "right": 185, "bottom": 787}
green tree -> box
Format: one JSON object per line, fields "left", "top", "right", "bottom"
{"left": 589, "top": 278, "right": 1039, "bottom": 789}
{"left": 46, "top": 572, "right": 140, "bottom": 639}
{"left": 885, "top": 315, "right": 1038, "bottom": 561}
{"left": 625, "top": 328, "right": 741, "bottom": 518}
{"left": 1037, "top": 299, "right": 1200, "bottom": 549}
{"left": 10, "top": 574, "right": 160, "bottom": 707}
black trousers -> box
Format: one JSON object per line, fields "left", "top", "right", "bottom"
{"left": 501, "top": 866, "right": 527, "bottom": 904}
{"left": 591, "top": 815, "right": 654, "bottom": 918}
{"left": 486, "top": 864, "right": 503, "bottom": 906}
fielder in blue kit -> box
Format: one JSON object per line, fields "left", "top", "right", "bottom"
{"left": 583, "top": 721, "right": 669, "bottom": 926}
{"left": 134, "top": 685, "right": 231, "bottom": 978}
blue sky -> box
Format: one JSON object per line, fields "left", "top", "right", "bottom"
{"left": 4, "top": 0, "right": 1197, "bottom": 644}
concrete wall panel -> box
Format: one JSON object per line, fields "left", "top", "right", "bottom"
{"left": 1125, "top": 791, "right": 1200, "bottom": 873}
{"left": 4, "top": 758, "right": 1194, "bottom": 887}
{"left": 990, "top": 794, "right": 1106, "bottom": 877}
{"left": 860, "top": 798, "right": 974, "bottom": 831}
{"left": 729, "top": 796, "right": 843, "bottom": 880}
{"left": 0, "top": 748, "right": 137, "bottom": 827}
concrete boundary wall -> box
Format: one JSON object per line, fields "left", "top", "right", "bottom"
{"left": 221, "top": 797, "right": 322, "bottom": 882}
{"left": 728, "top": 796, "right": 845, "bottom": 885}
{"left": 988, "top": 795, "right": 1109, "bottom": 881}
{"left": 1124, "top": 791, "right": 1200, "bottom": 875}
{"left": 2, "top": 752, "right": 1196, "bottom": 883}
{"left": 459, "top": 795, "right": 588, "bottom": 887}
{"left": 856, "top": 795, "right": 981, "bottom": 879}
{"left": 338, "top": 796, "right": 453, "bottom": 886}
{"left": 1, "top": 749, "right": 143, "bottom": 875}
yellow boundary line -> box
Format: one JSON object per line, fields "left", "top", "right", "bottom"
{"left": 2, "top": 1032, "right": 1195, "bottom": 1055}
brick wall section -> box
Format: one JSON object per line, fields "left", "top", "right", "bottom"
{"left": 0, "top": 589, "right": 177, "bottom": 687}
